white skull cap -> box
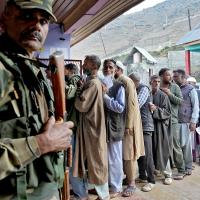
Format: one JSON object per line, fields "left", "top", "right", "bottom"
{"left": 116, "top": 61, "right": 126, "bottom": 71}
{"left": 187, "top": 77, "right": 196, "bottom": 83}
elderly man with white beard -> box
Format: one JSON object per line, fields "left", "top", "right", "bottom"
{"left": 101, "top": 59, "right": 125, "bottom": 198}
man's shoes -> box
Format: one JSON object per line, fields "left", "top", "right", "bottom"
{"left": 122, "top": 185, "right": 136, "bottom": 197}
{"left": 141, "top": 183, "right": 155, "bottom": 192}
{"left": 109, "top": 192, "right": 121, "bottom": 199}
{"left": 135, "top": 177, "right": 148, "bottom": 183}
{"left": 173, "top": 173, "right": 186, "bottom": 180}
{"left": 163, "top": 177, "right": 173, "bottom": 185}
{"left": 171, "top": 164, "right": 176, "bottom": 169}
{"left": 154, "top": 169, "right": 162, "bottom": 177}
{"left": 95, "top": 196, "right": 110, "bottom": 200}
{"left": 186, "top": 169, "right": 192, "bottom": 175}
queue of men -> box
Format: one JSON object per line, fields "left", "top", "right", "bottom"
{"left": 66, "top": 58, "right": 200, "bottom": 199}
{"left": 64, "top": 57, "right": 141, "bottom": 199}
{"left": 0, "top": 1, "right": 199, "bottom": 199}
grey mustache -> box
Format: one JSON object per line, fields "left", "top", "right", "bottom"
{"left": 22, "top": 31, "right": 42, "bottom": 42}
{"left": 32, "top": 31, "right": 42, "bottom": 41}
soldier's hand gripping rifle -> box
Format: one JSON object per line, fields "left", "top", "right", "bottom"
{"left": 49, "top": 51, "right": 72, "bottom": 200}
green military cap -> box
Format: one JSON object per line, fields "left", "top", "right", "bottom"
{"left": 7, "top": 0, "right": 57, "bottom": 22}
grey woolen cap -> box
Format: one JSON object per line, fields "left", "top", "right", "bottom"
{"left": 128, "top": 72, "right": 141, "bottom": 82}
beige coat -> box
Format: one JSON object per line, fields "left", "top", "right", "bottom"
{"left": 73, "top": 75, "right": 108, "bottom": 185}
{"left": 117, "top": 75, "right": 145, "bottom": 160}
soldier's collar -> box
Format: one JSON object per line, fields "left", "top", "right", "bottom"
{"left": 16, "top": 53, "right": 48, "bottom": 69}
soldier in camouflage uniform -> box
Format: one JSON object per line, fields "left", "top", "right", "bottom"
{"left": 0, "top": 1, "right": 73, "bottom": 199}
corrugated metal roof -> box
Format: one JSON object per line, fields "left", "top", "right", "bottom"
{"left": 176, "top": 23, "right": 200, "bottom": 46}
{"left": 0, "top": 0, "right": 144, "bottom": 46}
{"left": 67, "top": 0, "right": 144, "bottom": 46}
{"left": 124, "top": 46, "right": 157, "bottom": 65}
{"left": 132, "top": 46, "right": 157, "bottom": 64}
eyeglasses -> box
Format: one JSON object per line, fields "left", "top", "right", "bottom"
{"left": 104, "top": 66, "right": 114, "bottom": 69}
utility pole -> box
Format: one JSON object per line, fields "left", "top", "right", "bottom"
{"left": 186, "top": 9, "right": 192, "bottom": 75}
{"left": 188, "top": 9, "right": 192, "bottom": 31}
{"left": 99, "top": 31, "right": 107, "bottom": 57}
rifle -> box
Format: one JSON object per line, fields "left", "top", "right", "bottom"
{"left": 49, "top": 51, "right": 72, "bottom": 200}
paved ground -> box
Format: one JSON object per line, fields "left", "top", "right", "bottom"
{"left": 86, "top": 163, "right": 200, "bottom": 200}
{"left": 132, "top": 164, "right": 200, "bottom": 200}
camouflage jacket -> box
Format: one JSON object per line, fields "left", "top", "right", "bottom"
{"left": 0, "top": 34, "right": 63, "bottom": 200}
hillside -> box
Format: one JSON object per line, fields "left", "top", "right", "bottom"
{"left": 71, "top": 0, "right": 200, "bottom": 60}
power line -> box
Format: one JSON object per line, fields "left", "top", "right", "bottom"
{"left": 99, "top": 31, "right": 107, "bottom": 57}
{"left": 188, "top": 9, "right": 192, "bottom": 31}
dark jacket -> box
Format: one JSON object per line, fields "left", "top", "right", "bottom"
{"left": 137, "top": 84, "right": 154, "bottom": 132}
{"left": 178, "top": 84, "right": 194, "bottom": 123}
{"left": 65, "top": 74, "right": 80, "bottom": 128}
{"left": 152, "top": 89, "right": 172, "bottom": 170}
{"left": 105, "top": 80, "right": 125, "bottom": 142}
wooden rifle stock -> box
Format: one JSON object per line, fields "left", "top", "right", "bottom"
{"left": 49, "top": 51, "right": 72, "bottom": 200}
{"left": 50, "top": 51, "right": 65, "bottom": 122}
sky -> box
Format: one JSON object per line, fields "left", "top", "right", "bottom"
{"left": 125, "top": 0, "right": 166, "bottom": 15}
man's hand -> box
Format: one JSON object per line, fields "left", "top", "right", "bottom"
{"left": 102, "top": 84, "right": 108, "bottom": 94}
{"left": 77, "top": 79, "right": 84, "bottom": 88}
{"left": 149, "top": 102, "right": 157, "bottom": 112}
{"left": 125, "top": 128, "right": 133, "bottom": 135}
{"left": 76, "top": 79, "right": 84, "bottom": 97}
{"left": 160, "top": 87, "right": 171, "bottom": 95}
{"left": 189, "top": 122, "right": 196, "bottom": 132}
{"left": 36, "top": 117, "right": 73, "bottom": 155}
